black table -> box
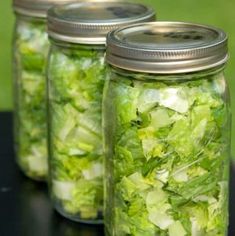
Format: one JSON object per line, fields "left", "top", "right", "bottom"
{"left": 0, "top": 112, "right": 234, "bottom": 236}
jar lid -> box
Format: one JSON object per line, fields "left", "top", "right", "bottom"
{"left": 13, "top": 0, "right": 76, "bottom": 18}
{"left": 47, "top": 1, "right": 156, "bottom": 45}
{"left": 106, "top": 21, "right": 228, "bottom": 74}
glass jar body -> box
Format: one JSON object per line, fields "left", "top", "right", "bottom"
{"left": 13, "top": 14, "right": 49, "bottom": 180}
{"left": 103, "top": 66, "right": 231, "bottom": 235}
{"left": 47, "top": 40, "right": 106, "bottom": 223}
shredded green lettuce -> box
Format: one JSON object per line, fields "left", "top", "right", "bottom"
{"left": 103, "top": 68, "right": 230, "bottom": 235}
{"left": 48, "top": 44, "right": 105, "bottom": 221}
{"left": 13, "top": 18, "right": 48, "bottom": 179}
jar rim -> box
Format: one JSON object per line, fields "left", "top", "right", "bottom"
{"left": 109, "top": 64, "right": 226, "bottom": 82}
{"left": 49, "top": 37, "right": 106, "bottom": 50}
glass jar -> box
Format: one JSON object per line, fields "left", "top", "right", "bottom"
{"left": 104, "top": 22, "right": 231, "bottom": 235}
{"left": 47, "top": 1, "right": 155, "bottom": 223}
{"left": 12, "top": 0, "right": 76, "bottom": 181}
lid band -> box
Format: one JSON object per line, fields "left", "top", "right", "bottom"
{"left": 13, "top": 0, "right": 77, "bottom": 18}
{"left": 47, "top": 1, "right": 155, "bottom": 44}
{"left": 106, "top": 21, "right": 228, "bottom": 74}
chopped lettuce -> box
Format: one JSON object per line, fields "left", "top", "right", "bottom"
{"left": 13, "top": 19, "right": 49, "bottom": 180}
{"left": 103, "top": 68, "right": 230, "bottom": 235}
{"left": 169, "top": 221, "right": 187, "bottom": 236}
{"left": 48, "top": 44, "right": 105, "bottom": 221}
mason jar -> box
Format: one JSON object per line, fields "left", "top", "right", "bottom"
{"left": 47, "top": 1, "right": 155, "bottom": 223}
{"left": 104, "top": 22, "right": 231, "bottom": 235}
{"left": 12, "top": 0, "right": 76, "bottom": 181}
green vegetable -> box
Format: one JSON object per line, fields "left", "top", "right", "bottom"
{"left": 13, "top": 18, "right": 49, "bottom": 180}
{"left": 103, "top": 68, "right": 230, "bottom": 235}
{"left": 48, "top": 43, "right": 105, "bottom": 221}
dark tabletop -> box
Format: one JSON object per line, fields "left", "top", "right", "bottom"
{"left": 0, "top": 112, "right": 234, "bottom": 236}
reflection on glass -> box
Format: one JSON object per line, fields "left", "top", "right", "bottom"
{"left": 51, "top": 213, "right": 105, "bottom": 236}
{"left": 18, "top": 175, "right": 104, "bottom": 236}
{"left": 19, "top": 176, "right": 52, "bottom": 236}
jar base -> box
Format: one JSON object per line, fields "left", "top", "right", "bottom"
{"left": 16, "top": 160, "right": 47, "bottom": 182}
{"left": 53, "top": 202, "right": 103, "bottom": 225}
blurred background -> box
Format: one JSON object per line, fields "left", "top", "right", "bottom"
{"left": 0, "top": 0, "right": 234, "bottom": 156}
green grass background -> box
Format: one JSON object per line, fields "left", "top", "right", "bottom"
{"left": 0, "top": 0, "right": 234, "bottom": 156}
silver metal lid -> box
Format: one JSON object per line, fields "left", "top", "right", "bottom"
{"left": 106, "top": 21, "right": 228, "bottom": 74}
{"left": 47, "top": 1, "right": 156, "bottom": 44}
{"left": 13, "top": 0, "right": 78, "bottom": 18}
